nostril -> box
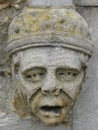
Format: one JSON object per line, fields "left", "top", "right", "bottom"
{"left": 44, "top": 90, "right": 48, "bottom": 93}
{"left": 42, "top": 90, "right": 49, "bottom": 95}
{"left": 42, "top": 88, "right": 60, "bottom": 96}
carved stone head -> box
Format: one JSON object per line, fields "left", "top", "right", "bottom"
{"left": 6, "top": 7, "right": 93, "bottom": 126}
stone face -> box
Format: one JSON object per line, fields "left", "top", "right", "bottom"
{"left": 12, "top": 47, "right": 87, "bottom": 126}
{"left": 3, "top": 6, "right": 92, "bottom": 129}
{"left": 0, "top": 1, "right": 97, "bottom": 130}
{"left": 0, "top": 7, "right": 92, "bottom": 129}
{"left": 74, "top": 0, "right": 98, "bottom": 6}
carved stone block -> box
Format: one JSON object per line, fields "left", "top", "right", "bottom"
{"left": 74, "top": 0, "right": 98, "bottom": 6}
{"left": 0, "top": 1, "right": 94, "bottom": 130}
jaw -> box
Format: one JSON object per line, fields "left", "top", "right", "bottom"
{"left": 29, "top": 91, "right": 73, "bottom": 125}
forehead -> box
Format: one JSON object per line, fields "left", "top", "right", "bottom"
{"left": 19, "top": 47, "right": 81, "bottom": 72}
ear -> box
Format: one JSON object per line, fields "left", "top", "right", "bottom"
{"left": 12, "top": 88, "right": 30, "bottom": 118}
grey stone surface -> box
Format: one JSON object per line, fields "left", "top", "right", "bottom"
{"left": 73, "top": 7, "right": 98, "bottom": 130}
{"left": 0, "top": 1, "right": 98, "bottom": 130}
{"left": 27, "top": 0, "right": 73, "bottom": 7}
{"left": 74, "top": 0, "right": 98, "bottom": 6}
{"left": 0, "top": 112, "right": 68, "bottom": 130}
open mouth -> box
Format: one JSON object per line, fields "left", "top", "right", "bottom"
{"left": 40, "top": 106, "right": 62, "bottom": 114}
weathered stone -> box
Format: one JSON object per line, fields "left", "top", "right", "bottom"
{"left": 27, "top": 0, "right": 73, "bottom": 7}
{"left": 2, "top": 6, "right": 92, "bottom": 129}
{"left": 73, "top": 7, "right": 98, "bottom": 130}
{"left": 0, "top": 1, "right": 97, "bottom": 130}
{"left": 7, "top": 7, "right": 93, "bottom": 56}
{"left": 76, "top": 7, "right": 98, "bottom": 43}
{"left": 0, "top": 112, "right": 68, "bottom": 130}
{"left": 74, "top": 0, "right": 98, "bottom": 6}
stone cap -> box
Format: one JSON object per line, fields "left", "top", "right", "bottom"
{"left": 27, "top": 0, "right": 73, "bottom": 7}
{"left": 6, "top": 7, "right": 93, "bottom": 56}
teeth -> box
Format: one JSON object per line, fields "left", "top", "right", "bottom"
{"left": 45, "top": 111, "right": 60, "bottom": 117}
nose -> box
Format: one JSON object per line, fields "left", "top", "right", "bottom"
{"left": 42, "top": 72, "right": 60, "bottom": 95}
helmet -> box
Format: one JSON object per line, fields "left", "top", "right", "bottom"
{"left": 6, "top": 7, "right": 93, "bottom": 56}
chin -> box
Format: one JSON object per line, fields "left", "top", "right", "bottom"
{"left": 39, "top": 116, "right": 65, "bottom": 126}
{"left": 33, "top": 109, "right": 67, "bottom": 126}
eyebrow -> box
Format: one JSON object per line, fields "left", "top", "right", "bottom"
{"left": 21, "top": 66, "right": 45, "bottom": 74}
{"left": 21, "top": 64, "right": 81, "bottom": 74}
{"left": 56, "top": 65, "right": 81, "bottom": 71}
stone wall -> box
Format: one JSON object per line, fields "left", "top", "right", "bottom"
{"left": 73, "top": 5, "right": 98, "bottom": 130}
{"left": 75, "top": 0, "right": 98, "bottom": 6}
{"left": 0, "top": 0, "right": 98, "bottom": 130}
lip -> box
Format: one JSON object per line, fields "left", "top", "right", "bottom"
{"left": 39, "top": 105, "right": 63, "bottom": 117}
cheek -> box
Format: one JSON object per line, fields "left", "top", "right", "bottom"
{"left": 18, "top": 72, "right": 41, "bottom": 97}
{"left": 62, "top": 72, "right": 85, "bottom": 99}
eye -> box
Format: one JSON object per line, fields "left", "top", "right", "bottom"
{"left": 56, "top": 68, "right": 79, "bottom": 81}
{"left": 24, "top": 68, "right": 46, "bottom": 82}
